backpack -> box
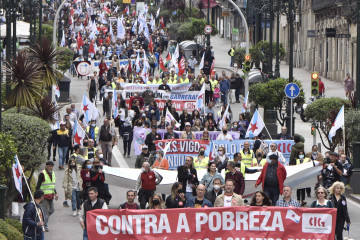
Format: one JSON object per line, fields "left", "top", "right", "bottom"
{"left": 259, "top": 140, "right": 269, "bottom": 156}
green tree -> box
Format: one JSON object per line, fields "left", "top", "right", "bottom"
{"left": 249, "top": 78, "right": 305, "bottom": 126}
{"left": 304, "top": 97, "right": 351, "bottom": 151}
{"left": 57, "top": 47, "right": 74, "bottom": 74}
{"left": 345, "top": 109, "right": 360, "bottom": 157}
{"left": 5, "top": 51, "right": 44, "bottom": 110}
{"left": 0, "top": 133, "right": 17, "bottom": 186}
{"left": 41, "top": 24, "right": 54, "bottom": 42}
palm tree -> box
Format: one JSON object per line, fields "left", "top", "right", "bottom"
{"left": 5, "top": 51, "right": 44, "bottom": 110}
{"left": 29, "top": 96, "right": 62, "bottom": 122}
{"left": 30, "top": 38, "right": 63, "bottom": 89}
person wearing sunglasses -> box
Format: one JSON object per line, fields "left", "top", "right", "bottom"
{"left": 310, "top": 186, "right": 334, "bottom": 208}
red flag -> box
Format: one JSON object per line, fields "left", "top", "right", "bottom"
{"left": 69, "top": 15, "right": 73, "bottom": 25}
{"left": 70, "top": 8, "right": 75, "bottom": 16}
{"left": 160, "top": 16, "right": 165, "bottom": 29}
{"left": 159, "top": 57, "right": 168, "bottom": 73}
{"left": 132, "top": 10, "right": 136, "bottom": 17}
{"left": 166, "top": 52, "right": 171, "bottom": 61}
{"left": 77, "top": 32, "right": 84, "bottom": 50}
{"left": 178, "top": 56, "right": 186, "bottom": 76}
{"left": 103, "top": 6, "right": 111, "bottom": 14}
{"left": 128, "top": 60, "right": 132, "bottom": 72}
{"left": 84, "top": 15, "right": 88, "bottom": 26}
{"left": 148, "top": 37, "right": 154, "bottom": 53}
{"left": 123, "top": 6, "right": 129, "bottom": 15}
{"left": 210, "top": 59, "right": 216, "bottom": 77}
{"left": 89, "top": 40, "right": 95, "bottom": 54}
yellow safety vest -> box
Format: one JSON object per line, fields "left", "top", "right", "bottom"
{"left": 180, "top": 78, "right": 189, "bottom": 83}
{"left": 111, "top": 82, "right": 116, "bottom": 89}
{"left": 85, "top": 147, "right": 97, "bottom": 160}
{"left": 199, "top": 78, "right": 205, "bottom": 84}
{"left": 230, "top": 48, "right": 235, "bottom": 57}
{"left": 252, "top": 158, "right": 267, "bottom": 167}
{"left": 210, "top": 79, "right": 218, "bottom": 91}
{"left": 156, "top": 79, "right": 163, "bottom": 84}
{"left": 240, "top": 150, "right": 254, "bottom": 167}
{"left": 168, "top": 78, "right": 177, "bottom": 84}
{"left": 193, "top": 156, "right": 209, "bottom": 170}
{"left": 86, "top": 126, "right": 99, "bottom": 141}
{"left": 296, "top": 157, "right": 310, "bottom": 165}
{"left": 40, "top": 170, "right": 56, "bottom": 195}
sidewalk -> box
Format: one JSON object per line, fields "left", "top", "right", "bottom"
{"left": 211, "top": 35, "right": 346, "bottom": 152}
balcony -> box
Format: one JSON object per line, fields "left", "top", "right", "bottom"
{"left": 312, "top": 0, "right": 341, "bottom": 12}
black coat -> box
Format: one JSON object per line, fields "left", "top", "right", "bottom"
{"left": 177, "top": 165, "right": 199, "bottom": 196}
{"left": 205, "top": 189, "right": 223, "bottom": 206}
{"left": 179, "top": 113, "right": 191, "bottom": 131}
{"left": 165, "top": 195, "right": 186, "bottom": 208}
{"left": 329, "top": 194, "right": 350, "bottom": 224}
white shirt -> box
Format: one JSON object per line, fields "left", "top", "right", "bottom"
{"left": 266, "top": 151, "right": 286, "bottom": 164}
{"left": 216, "top": 133, "right": 233, "bottom": 141}
{"left": 224, "top": 195, "right": 232, "bottom": 207}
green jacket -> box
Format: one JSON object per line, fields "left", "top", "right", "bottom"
{"left": 289, "top": 142, "right": 304, "bottom": 165}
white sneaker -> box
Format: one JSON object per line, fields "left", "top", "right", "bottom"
{"left": 73, "top": 211, "right": 77, "bottom": 217}
{"left": 77, "top": 209, "right": 80, "bottom": 215}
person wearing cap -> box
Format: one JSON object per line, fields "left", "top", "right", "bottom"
{"left": 35, "top": 161, "right": 58, "bottom": 231}
{"left": 255, "top": 154, "right": 287, "bottom": 205}
{"left": 321, "top": 152, "right": 343, "bottom": 188}
{"left": 145, "top": 125, "right": 161, "bottom": 153}
{"left": 53, "top": 122, "right": 71, "bottom": 170}
{"left": 135, "top": 145, "right": 155, "bottom": 169}
{"left": 188, "top": 55, "right": 198, "bottom": 74}
{"left": 151, "top": 150, "right": 169, "bottom": 170}
{"left": 180, "top": 122, "right": 196, "bottom": 140}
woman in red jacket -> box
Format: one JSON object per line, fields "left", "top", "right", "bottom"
{"left": 98, "top": 59, "right": 108, "bottom": 77}
{"left": 80, "top": 160, "right": 92, "bottom": 201}
{"left": 255, "top": 154, "right": 287, "bottom": 205}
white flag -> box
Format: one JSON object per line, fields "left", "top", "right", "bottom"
{"left": 81, "top": 93, "right": 98, "bottom": 126}
{"left": 135, "top": 53, "right": 141, "bottom": 73}
{"left": 165, "top": 108, "right": 181, "bottom": 128}
{"left": 73, "top": 119, "right": 86, "bottom": 146}
{"left": 156, "top": 7, "right": 160, "bottom": 18}
{"left": 198, "top": 52, "right": 205, "bottom": 71}
{"left": 196, "top": 83, "right": 205, "bottom": 110}
{"left": 173, "top": 43, "right": 179, "bottom": 60}
{"left": 245, "top": 109, "right": 265, "bottom": 138}
{"left": 60, "top": 30, "right": 65, "bottom": 47}
{"left": 117, "top": 17, "right": 125, "bottom": 39}
{"left": 329, "top": 105, "right": 344, "bottom": 142}
{"left": 219, "top": 104, "right": 229, "bottom": 129}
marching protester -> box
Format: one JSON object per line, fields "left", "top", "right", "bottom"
{"left": 225, "top": 161, "right": 245, "bottom": 196}
{"left": 200, "top": 162, "right": 225, "bottom": 192}
{"left": 204, "top": 178, "right": 223, "bottom": 206}
{"left": 147, "top": 193, "right": 165, "bottom": 209}
{"left": 295, "top": 151, "right": 312, "bottom": 205}
{"left": 275, "top": 186, "right": 300, "bottom": 207}
{"left": 214, "top": 179, "right": 244, "bottom": 207}
{"left": 185, "top": 184, "right": 213, "bottom": 208}
{"left": 266, "top": 143, "right": 286, "bottom": 164}
{"left": 215, "top": 146, "right": 230, "bottom": 173}
{"left": 178, "top": 156, "right": 199, "bottom": 201}
{"left": 135, "top": 145, "right": 155, "bottom": 168}
{"left": 321, "top": 152, "right": 343, "bottom": 188}
{"left": 119, "top": 190, "right": 141, "bottom": 209}
{"left": 22, "top": 190, "right": 45, "bottom": 240}
{"left": 151, "top": 150, "right": 169, "bottom": 170}
{"left": 53, "top": 122, "right": 71, "bottom": 170}
{"left": 99, "top": 117, "right": 118, "bottom": 166}
{"left": 36, "top": 161, "right": 58, "bottom": 232}
{"left": 79, "top": 187, "right": 108, "bottom": 240}
{"left": 255, "top": 154, "right": 287, "bottom": 205}
{"left": 165, "top": 182, "right": 186, "bottom": 208}
{"left": 311, "top": 186, "right": 334, "bottom": 208}
{"left": 250, "top": 191, "right": 272, "bottom": 206}
{"left": 193, "top": 147, "right": 209, "bottom": 170}
{"left": 80, "top": 160, "right": 93, "bottom": 201}
{"left": 135, "top": 162, "right": 163, "bottom": 209}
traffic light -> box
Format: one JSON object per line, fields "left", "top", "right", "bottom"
{"left": 311, "top": 125, "right": 316, "bottom": 136}
{"left": 311, "top": 72, "right": 319, "bottom": 97}
{"left": 243, "top": 54, "right": 251, "bottom": 73}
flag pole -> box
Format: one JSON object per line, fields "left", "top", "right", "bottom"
{"left": 17, "top": 158, "right": 46, "bottom": 232}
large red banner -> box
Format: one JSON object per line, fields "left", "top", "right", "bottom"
{"left": 86, "top": 206, "right": 336, "bottom": 240}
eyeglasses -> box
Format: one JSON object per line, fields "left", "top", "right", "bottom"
{"left": 317, "top": 192, "right": 325, "bottom": 194}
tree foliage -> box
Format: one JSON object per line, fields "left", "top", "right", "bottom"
{"left": 345, "top": 109, "right": 360, "bottom": 156}
{"left": 0, "top": 133, "right": 17, "bottom": 186}
{"left": 57, "top": 47, "right": 74, "bottom": 74}
{"left": 249, "top": 78, "right": 305, "bottom": 126}
{"left": 304, "top": 97, "right": 351, "bottom": 151}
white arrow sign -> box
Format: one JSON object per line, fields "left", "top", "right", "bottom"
{"left": 289, "top": 85, "right": 295, "bottom": 96}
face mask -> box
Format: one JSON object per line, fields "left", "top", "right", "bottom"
{"left": 95, "top": 165, "right": 100, "bottom": 169}
{"left": 155, "top": 154, "right": 159, "bottom": 159}
{"left": 142, "top": 113, "right": 146, "bottom": 117}
{"left": 213, "top": 185, "right": 221, "bottom": 190}
{"left": 91, "top": 124, "right": 96, "bottom": 127}
{"left": 141, "top": 167, "right": 145, "bottom": 172}
{"left": 257, "top": 153, "right": 262, "bottom": 157}
{"left": 99, "top": 154, "right": 104, "bottom": 159}
{"left": 71, "top": 163, "right": 76, "bottom": 166}
{"left": 87, "top": 165, "right": 92, "bottom": 169}
{"left": 234, "top": 125, "right": 238, "bottom": 129}
{"left": 199, "top": 151, "right": 205, "bottom": 155}
{"left": 313, "top": 152, "right": 317, "bottom": 155}
{"left": 299, "top": 155, "right": 304, "bottom": 159}
{"left": 223, "top": 130, "right": 227, "bottom": 134}
{"left": 153, "top": 199, "right": 160, "bottom": 205}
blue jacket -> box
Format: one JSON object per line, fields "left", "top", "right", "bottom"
{"left": 23, "top": 202, "right": 44, "bottom": 238}
{"left": 185, "top": 197, "right": 213, "bottom": 208}
{"left": 219, "top": 80, "right": 230, "bottom": 93}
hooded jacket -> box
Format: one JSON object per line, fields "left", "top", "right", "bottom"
{"left": 23, "top": 202, "right": 44, "bottom": 238}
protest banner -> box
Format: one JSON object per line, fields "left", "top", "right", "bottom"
{"left": 157, "top": 129, "right": 240, "bottom": 141}
{"left": 90, "top": 59, "right": 136, "bottom": 73}
{"left": 155, "top": 139, "right": 209, "bottom": 169}
{"left": 86, "top": 206, "right": 336, "bottom": 240}
{"left": 205, "top": 140, "right": 294, "bottom": 165}
{"left": 120, "top": 82, "right": 191, "bottom": 93}
{"left": 133, "top": 126, "right": 151, "bottom": 155}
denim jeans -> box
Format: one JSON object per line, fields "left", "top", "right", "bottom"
{"left": 58, "top": 147, "right": 68, "bottom": 167}
{"left": 41, "top": 198, "right": 54, "bottom": 229}
{"left": 221, "top": 92, "right": 228, "bottom": 105}
{"left": 71, "top": 190, "right": 81, "bottom": 211}
{"left": 24, "top": 232, "right": 44, "bottom": 240}
{"left": 185, "top": 192, "right": 194, "bottom": 202}
{"left": 83, "top": 229, "right": 88, "bottom": 240}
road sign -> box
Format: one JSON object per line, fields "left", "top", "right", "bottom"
{"left": 204, "top": 25, "right": 213, "bottom": 34}
{"left": 232, "top": 28, "right": 239, "bottom": 34}
{"left": 307, "top": 30, "right": 315, "bottom": 38}
{"left": 285, "top": 83, "right": 300, "bottom": 99}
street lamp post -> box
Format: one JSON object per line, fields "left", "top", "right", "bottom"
{"left": 39, "top": 0, "right": 43, "bottom": 40}
{"left": 274, "top": 0, "right": 280, "bottom": 78}
{"left": 5, "top": 2, "right": 12, "bottom": 99}
{"left": 206, "top": 0, "right": 211, "bottom": 47}
{"left": 268, "top": 0, "right": 274, "bottom": 78}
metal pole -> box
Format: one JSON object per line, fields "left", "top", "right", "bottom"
{"left": 274, "top": 0, "right": 280, "bottom": 78}
{"left": 268, "top": 0, "right": 273, "bottom": 78}
{"left": 357, "top": 0, "right": 360, "bottom": 109}
{"left": 190, "top": 0, "right": 192, "bottom": 18}
{"left": 290, "top": 98, "right": 293, "bottom": 137}
{"left": 206, "top": 0, "right": 211, "bottom": 47}
{"left": 53, "top": 0, "right": 68, "bottom": 46}
{"left": 39, "top": 0, "right": 43, "bottom": 41}
{"left": 5, "top": 5, "right": 12, "bottom": 99}
{"left": 29, "top": 0, "right": 33, "bottom": 44}
{"left": 12, "top": 10, "right": 16, "bottom": 57}
{"left": 225, "top": 0, "right": 250, "bottom": 95}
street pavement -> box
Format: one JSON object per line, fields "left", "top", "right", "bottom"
{"left": 42, "top": 35, "right": 360, "bottom": 239}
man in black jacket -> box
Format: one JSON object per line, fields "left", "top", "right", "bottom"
{"left": 177, "top": 156, "right": 199, "bottom": 201}
{"left": 164, "top": 126, "right": 179, "bottom": 139}
{"left": 22, "top": 190, "right": 45, "bottom": 240}
{"left": 145, "top": 125, "right": 162, "bottom": 153}
{"left": 204, "top": 178, "right": 223, "bottom": 206}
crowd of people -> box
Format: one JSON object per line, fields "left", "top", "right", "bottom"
{"left": 16, "top": 1, "right": 353, "bottom": 240}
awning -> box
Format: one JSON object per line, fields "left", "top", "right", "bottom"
{"left": 0, "top": 21, "right": 30, "bottom": 38}
{"left": 202, "top": 0, "right": 218, "bottom": 8}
